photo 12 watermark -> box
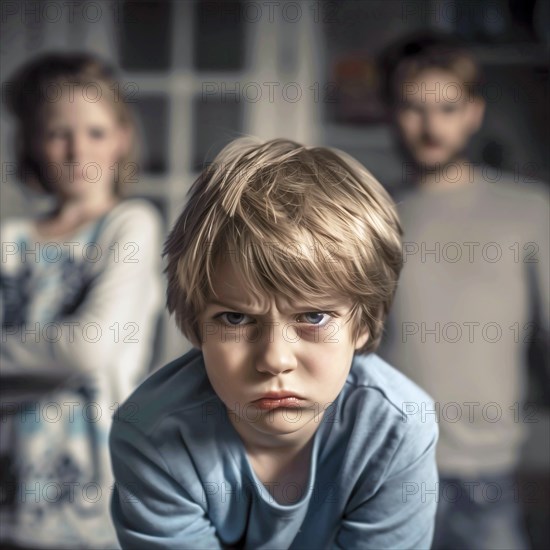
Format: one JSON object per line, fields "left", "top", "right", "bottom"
{"left": 200, "top": 399, "right": 339, "bottom": 426}
{"left": 400, "top": 321, "right": 543, "bottom": 344}
{"left": 201, "top": 478, "right": 338, "bottom": 506}
{"left": 1, "top": 78, "right": 139, "bottom": 103}
{"left": 402, "top": 240, "right": 540, "bottom": 264}
{"left": 402, "top": 479, "right": 543, "bottom": 504}
{"left": 1, "top": 399, "right": 141, "bottom": 424}
{"left": 2, "top": 239, "right": 142, "bottom": 265}
{"left": 201, "top": 81, "right": 338, "bottom": 104}
{"left": 401, "top": 400, "right": 540, "bottom": 424}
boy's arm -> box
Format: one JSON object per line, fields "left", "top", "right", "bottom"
{"left": 332, "top": 415, "right": 439, "bottom": 550}
{"left": 109, "top": 417, "right": 225, "bottom": 549}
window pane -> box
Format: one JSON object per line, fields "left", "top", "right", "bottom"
{"left": 193, "top": 0, "right": 245, "bottom": 71}
{"left": 192, "top": 95, "right": 243, "bottom": 170}
{"left": 133, "top": 96, "right": 170, "bottom": 174}
{"left": 119, "top": 1, "right": 173, "bottom": 71}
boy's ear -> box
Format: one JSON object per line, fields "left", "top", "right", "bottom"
{"left": 468, "top": 95, "right": 486, "bottom": 135}
{"left": 187, "top": 330, "right": 200, "bottom": 350}
{"left": 354, "top": 330, "right": 369, "bottom": 351}
{"left": 190, "top": 326, "right": 203, "bottom": 350}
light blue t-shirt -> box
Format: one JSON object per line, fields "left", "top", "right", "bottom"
{"left": 109, "top": 348, "right": 439, "bottom": 549}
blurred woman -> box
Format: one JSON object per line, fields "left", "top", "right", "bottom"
{"left": 0, "top": 53, "right": 164, "bottom": 549}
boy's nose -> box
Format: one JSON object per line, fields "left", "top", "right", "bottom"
{"left": 254, "top": 328, "right": 298, "bottom": 376}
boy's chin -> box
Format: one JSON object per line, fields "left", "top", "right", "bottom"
{"left": 243, "top": 408, "right": 315, "bottom": 435}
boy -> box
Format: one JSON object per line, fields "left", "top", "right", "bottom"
{"left": 109, "top": 137, "right": 439, "bottom": 549}
{"left": 377, "top": 32, "right": 549, "bottom": 549}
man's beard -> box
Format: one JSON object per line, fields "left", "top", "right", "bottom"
{"left": 418, "top": 146, "right": 466, "bottom": 171}
{"left": 397, "top": 136, "right": 468, "bottom": 180}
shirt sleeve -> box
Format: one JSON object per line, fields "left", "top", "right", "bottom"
{"left": 109, "top": 417, "right": 225, "bottom": 550}
{"left": 1, "top": 203, "right": 163, "bottom": 379}
{"left": 333, "top": 414, "right": 439, "bottom": 550}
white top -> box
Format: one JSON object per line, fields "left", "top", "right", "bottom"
{"left": 0, "top": 198, "right": 165, "bottom": 549}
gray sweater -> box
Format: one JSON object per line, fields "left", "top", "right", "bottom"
{"left": 378, "top": 172, "right": 549, "bottom": 478}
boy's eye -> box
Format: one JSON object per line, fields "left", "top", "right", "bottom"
{"left": 214, "top": 311, "right": 334, "bottom": 328}
{"left": 214, "top": 311, "right": 253, "bottom": 326}
{"left": 300, "top": 311, "right": 330, "bottom": 327}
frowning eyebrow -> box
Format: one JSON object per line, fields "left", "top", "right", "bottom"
{"left": 206, "top": 299, "right": 344, "bottom": 316}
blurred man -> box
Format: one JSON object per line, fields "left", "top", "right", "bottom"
{"left": 377, "top": 32, "right": 549, "bottom": 550}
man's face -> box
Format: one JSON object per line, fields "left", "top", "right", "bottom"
{"left": 394, "top": 69, "right": 483, "bottom": 169}
{"left": 197, "top": 258, "right": 368, "bottom": 443}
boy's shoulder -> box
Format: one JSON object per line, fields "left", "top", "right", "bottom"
{"left": 114, "top": 348, "right": 218, "bottom": 435}
{"left": 344, "top": 352, "right": 436, "bottom": 421}
{"left": 331, "top": 353, "right": 438, "bottom": 476}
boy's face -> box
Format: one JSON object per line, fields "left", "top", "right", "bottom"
{"left": 394, "top": 69, "right": 484, "bottom": 169}
{"left": 197, "top": 258, "right": 368, "bottom": 445}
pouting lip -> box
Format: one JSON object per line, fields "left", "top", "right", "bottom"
{"left": 253, "top": 391, "right": 305, "bottom": 401}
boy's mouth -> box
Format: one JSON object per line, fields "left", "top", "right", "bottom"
{"left": 252, "top": 396, "right": 305, "bottom": 410}
{"left": 251, "top": 391, "right": 305, "bottom": 410}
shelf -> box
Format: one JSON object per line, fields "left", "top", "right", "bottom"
{"left": 468, "top": 44, "right": 550, "bottom": 65}
{"left": 323, "top": 123, "right": 394, "bottom": 150}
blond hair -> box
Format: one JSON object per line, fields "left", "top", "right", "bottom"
{"left": 4, "top": 52, "right": 140, "bottom": 197}
{"left": 164, "top": 137, "right": 403, "bottom": 355}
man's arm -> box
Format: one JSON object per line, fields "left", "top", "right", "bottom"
{"left": 109, "top": 417, "right": 225, "bottom": 549}
{"left": 333, "top": 414, "right": 439, "bottom": 550}
{"left": 530, "top": 189, "right": 550, "bottom": 379}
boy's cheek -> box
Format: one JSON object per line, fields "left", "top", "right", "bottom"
{"left": 200, "top": 321, "right": 223, "bottom": 344}
{"left": 308, "top": 352, "right": 350, "bottom": 382}
{"left": 203, "top": 347, "right": 247, "bottom": 377}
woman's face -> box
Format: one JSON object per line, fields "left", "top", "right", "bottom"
{"left": 33, "top": 87, "right": 129, "bottom": 200}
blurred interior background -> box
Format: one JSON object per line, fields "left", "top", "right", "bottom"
{"left": 1, "top": 1, "right": 548, "bottom": 546}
